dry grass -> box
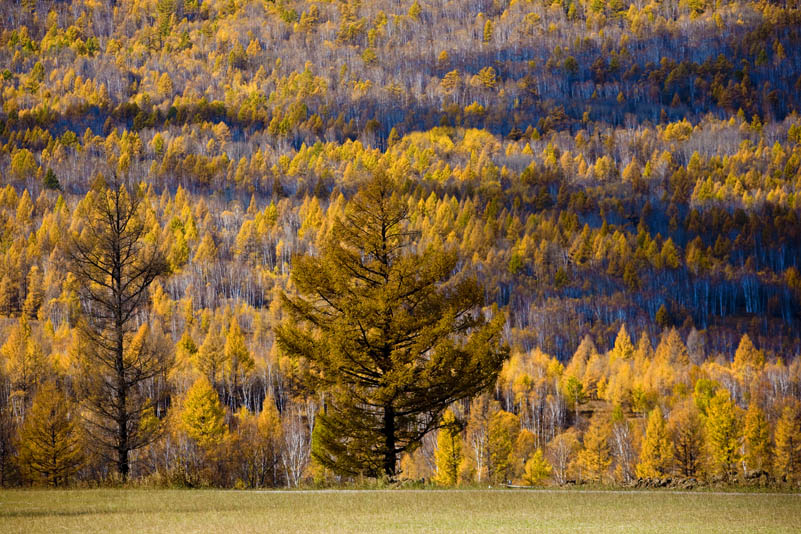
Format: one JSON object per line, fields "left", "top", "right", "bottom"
{"left": 1, "top": 488, "right": 799, "bottom": 533}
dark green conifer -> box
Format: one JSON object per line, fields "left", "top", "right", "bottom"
{"left": 277, "top": 173, "right": 508, "bottom": 478}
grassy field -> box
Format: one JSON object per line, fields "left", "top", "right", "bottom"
{"left": 1, "top": 488, "right": 799, "bottom": 533}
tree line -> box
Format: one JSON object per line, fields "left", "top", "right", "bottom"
{"left": 0, "top": 172, "right": 799, "bottom": 488}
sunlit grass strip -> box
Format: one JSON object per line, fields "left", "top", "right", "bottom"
{"left": 1, "top": 489, "right": 799, "bottom": 534}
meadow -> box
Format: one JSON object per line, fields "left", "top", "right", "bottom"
{"left": 1, "top": 488, "right": 799, "bottom": 534}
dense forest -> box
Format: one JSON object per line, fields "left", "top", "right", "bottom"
{"left": 0, "top": 0, "right": 800, "bottom": 488}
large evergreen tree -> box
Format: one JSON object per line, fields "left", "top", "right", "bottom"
{"left": 276, "top": 173, "right": 507, "bottom": 478}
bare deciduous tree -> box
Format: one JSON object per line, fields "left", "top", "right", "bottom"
{"left": 68, "top": 177, "right": 170, "bottom": 480}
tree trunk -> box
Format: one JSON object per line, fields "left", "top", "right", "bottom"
{"left": 116, "top": 329, "right": 129, "bottom": 479}
{"left": 383, "top": 403, "right": 396, "bottom": 479}
{"left": 114, "top": 206, "right": 130, "bottom": 481}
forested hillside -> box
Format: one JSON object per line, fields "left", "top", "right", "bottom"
{"left": 0, "top": 0, "right": 800, "bottom": 488}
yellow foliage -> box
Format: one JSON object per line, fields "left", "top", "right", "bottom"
{"left": 522, "top": 448, "right": 552, "bottom": 486}
{"left": 636, "top": 406, "right": 671, "bottom": 478}
{"left": 577, "top": 413, "right": 612, "bottom": 482}
{"left": 434, "top": 409, "right": 462, "bottom": 486}
{"left": 181, "top": 376, "right": 227, "bottom": 449}
{"left": 743, "top": 401, "right": 771, "bottom": 473}
{"left": 17, "top": 382, "right": 84, "bottom": 486}
{"left": 705, "top": 389, "right": 742, "bottom": 478}
{"left": 774, "top": 401, "right": 801, "bottom": 482}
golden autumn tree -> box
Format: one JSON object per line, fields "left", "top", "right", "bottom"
{"left": 182, "top": 376, "right": 227, "bottom": 450}
{"left": 668, "top": 399, "right": 705, "bottom": 478}
{"left": 522, "top": 448, "right": 552, "bottom": 486}
{"left": 1, "top": 316, "right": 50, "bottom": 408}
{"left": 487, "top": 410, "right": 520, "bottom": 484}
{"left": 254, "top": 397, "right": 284, "bottom": 486}
{"left": 509, "top": 429, "right": 537, "bottom": 482}
{"left": 636, "top": 406, "right": 672, "bottom": 479}
{"left": 195, "top": 324, "right": 226, "bottom": 385}
{"left": 223, "top": 318, "right": 254, "bottom": 400}
{"left": 22, "top": 265, "right": 44, "bottom": 320}
{"left": 0, "top": 274, "right": 14, "bottom": 316}
{"left": 170, "top": 330, "right": 198, "bottom": 389}
{"left": 609, "top": 324, "right": 635, "bottom": 364}
{"left": 733, "top": 334, "right": 764, "bottom": 373}
{"left": 705, "top": 389, "right": 742, "bottom": 479}
{"left": 228, "top": 397, "right": 283, "bottom": 487}
{"left": 732, "top": 334, "right": 764, "bottom": 388}
{"left": 578, "top": 412, "right": 612, "bottom": 483}
{"left": 743, "top": 401, "right": 772, "bottom": 473}
{"left": 194, "top": 232, "right": 218, "bottom": 264}
{"left": 434, "top": 408, "right": 462, "bottom": 486}
{"left": 774, "top": 402, "right": 801, "bottom": 483}
{"left": 17, "top": 382, "right": 84, "bottom": 486}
